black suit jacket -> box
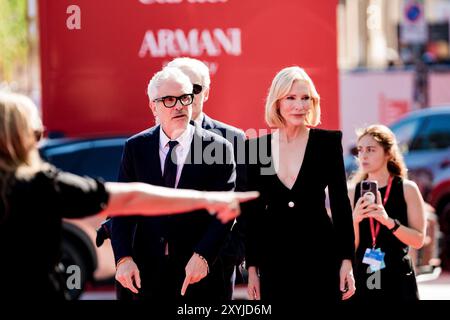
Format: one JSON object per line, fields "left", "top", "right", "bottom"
{"left": 201, "top": 114, "right": 247, "bottom": 192}
{"left": 243, "top": 129, "right": 354, "bottom": 301}
{"left": 198, "top": 114, "right": 249, "bottom": 270}
{"left": 111, "top": 125, "right": 236, "bottom": 300}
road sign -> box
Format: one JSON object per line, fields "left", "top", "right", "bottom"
{"left": 400, "top": 0, "right": 427, "bottom": 44}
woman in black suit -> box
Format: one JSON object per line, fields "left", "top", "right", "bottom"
{"left": 0, "top": 92, "right": 257, "bottom": 300}
{"left": 245, "top": 66, "right": 356, "bottom": 302}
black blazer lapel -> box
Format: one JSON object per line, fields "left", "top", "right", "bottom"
{"left": 202, "top": 113, "right": 216, "bottom": 131}
{"left": 137, "top": 126, "right": 164, "bottom": 186}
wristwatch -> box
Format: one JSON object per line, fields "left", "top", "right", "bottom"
{"left": 389, "top": 218, "right": 401, "bottom": 233}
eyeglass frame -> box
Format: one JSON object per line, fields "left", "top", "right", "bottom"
{"left": 153, "top": 93, "right": 195, "bottom": 108}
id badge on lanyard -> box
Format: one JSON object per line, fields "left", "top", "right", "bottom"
{"left": 362, "top": 176, "right": 393, "bottom": 272}
{"left": 362, "top": 248, "right": 386, "bottom": 272}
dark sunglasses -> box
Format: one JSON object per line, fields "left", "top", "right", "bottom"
{"left": 34, "top": 130, "right": 43, "bottom": 142}
{"left": 193, "top": 84, "right": 203, "bottom": 95}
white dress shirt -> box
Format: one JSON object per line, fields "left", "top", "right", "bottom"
{"left": 159, "top": 124, "right": 195, "bottom": 188}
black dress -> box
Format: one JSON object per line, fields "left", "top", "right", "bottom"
{"left": 353, "top": 176, "right": 419, "bottom": 301}
{"left": 243, "top": 129, "right": 355, "bottom": 302}
{"left": 0, "top": 166, "right": 109, "bottom": 300}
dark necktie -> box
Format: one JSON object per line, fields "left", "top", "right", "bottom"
{"left": 163, "top": 140, "right": 179, "bottom": 188}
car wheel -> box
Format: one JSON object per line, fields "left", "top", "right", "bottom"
{"left": 60, "top": 240, "right": 88, "bottom": 300}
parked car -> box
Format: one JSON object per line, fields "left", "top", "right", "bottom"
{"left": 39, "top": 136, "right": 128, "bottom": 299}
{"left": 345, "top": 106, "right": 450, "bottom": 270}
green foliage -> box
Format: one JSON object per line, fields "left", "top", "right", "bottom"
{"left": 0, "top": 0, "right": 28, "bottom": 81}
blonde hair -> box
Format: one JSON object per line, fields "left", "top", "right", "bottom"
{"left": 0, "top": 92, "right": 46, "bottom": 220}
{"left": 350, "top": 124, "right": 408, "bottom": 185}
{"left": 0, "top": 92, "right": 44, "bottom": 173}
{"left": 265, "top": 66, "right": 321, "bottom": 128}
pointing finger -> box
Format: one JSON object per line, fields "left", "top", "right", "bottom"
{"left": 181, "top": 275, "right": 191, "bottom": 296}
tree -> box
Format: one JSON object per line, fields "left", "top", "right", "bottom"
{"left": 0, "top": 0, "right": 28, "bottom": 82}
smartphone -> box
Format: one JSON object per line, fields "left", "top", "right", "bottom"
{"left": 360, "top": 180, "right": 378, "bottom": 204}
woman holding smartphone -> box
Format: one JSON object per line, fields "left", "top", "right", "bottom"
{"left": 245, "top": 66, "right": 356, "bottom": 302}
{"left": 349, "top": 124, "right": 426, "bottom": 301}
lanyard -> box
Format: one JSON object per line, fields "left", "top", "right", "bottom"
{"left": 369, "top": 176, "right": 393, "bottom": 248}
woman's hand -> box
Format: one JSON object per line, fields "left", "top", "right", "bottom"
{"left": 352, "top": 196, "right": 372, "bottom": 224}
{"left": 204, "top": 191, "right": 259, "bottom": 223}
{"left": 340, "top": 259, "right": 356, "bottom": 300}
{"left": 365, "top": 191, "right": 390, "bottom": 226}
{"left": 247, "top": 266, "right": 261, "bottom": 300}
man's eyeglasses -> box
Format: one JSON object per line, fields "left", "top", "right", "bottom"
{"left": 153, "top": 93, "right": 194, "bottom": 108}
{"left": 193, "top": 84, "right": 203, "bottom": 95}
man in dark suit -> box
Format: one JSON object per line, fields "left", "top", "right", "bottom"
{"left": 166, "top": 57, "right": 247, "bottom": 299}
{"left": 111, "top": 67, "right": 236, "bottom": 301}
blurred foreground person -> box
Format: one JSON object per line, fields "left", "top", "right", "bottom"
{"left": 0, "top": 92, "right": 258, "bottom": 300}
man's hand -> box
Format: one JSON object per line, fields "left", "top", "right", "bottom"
{"left": 181, "top": 253, "right": 209, "bottom": 296}
{"left": 115, "top": 257, "right": 141, "bottom": 294}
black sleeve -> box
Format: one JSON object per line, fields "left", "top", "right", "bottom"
{"left": 241, "top": 138, "right": 264, "bottom": 268}
{"left": 46, "top": 169, "right": 110, "bottom": 219}
{"left": 110, "top": 140, "right": 138, "bottom": 264}
{"left": 327, "top": 131, "right": 355, "bottom": 262}
{"left": 222, "top": 131, "right": 248, "bottom": 264}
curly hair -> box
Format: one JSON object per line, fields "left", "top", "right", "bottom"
{"left": 350, "top": 124, "right": 407, "bottom": 186}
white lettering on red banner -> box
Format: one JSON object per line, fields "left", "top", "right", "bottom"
{"left": 138, "top": 28, "right": 241, "bottom": 58}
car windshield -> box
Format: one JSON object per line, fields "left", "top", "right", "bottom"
{"left": 410, "top": 115, "right": 450, "bottom": 151}
{"left": 391, "top": 118, "right": 421, "bottom": 154}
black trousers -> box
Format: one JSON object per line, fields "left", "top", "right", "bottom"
{"left": 116, "top": 256, "right": 228, "bottom": 302}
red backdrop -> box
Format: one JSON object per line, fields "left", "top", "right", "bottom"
{"left": 38, "top": 0, "right": 339, "bottom": 137}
